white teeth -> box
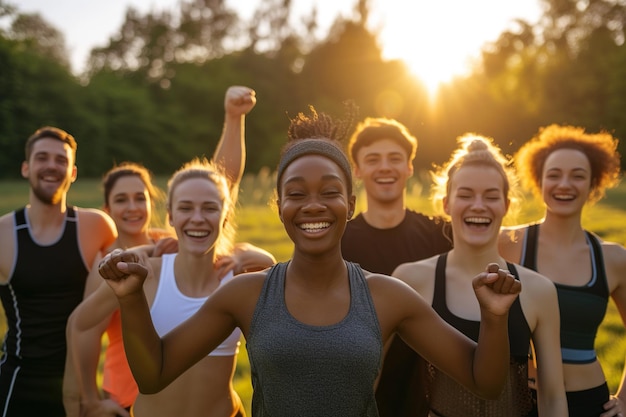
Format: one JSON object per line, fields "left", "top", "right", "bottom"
{"left": 376, "top": 178, "right": 395, "bottom": 184}
{"left": 464, "top": 217, "right": 491, "bottom": 224}
{"left": 299, "top": 222, "right": 330, "bottom": 231}
{"left": 186, "top": 230, "right": 209, "bottom": 237}
{"left": 554, "top": 194, "right": 575, "bottom": 200}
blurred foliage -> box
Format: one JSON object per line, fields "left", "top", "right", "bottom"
{"left": 1, "top": 0, "right": 626, "bottom": 180}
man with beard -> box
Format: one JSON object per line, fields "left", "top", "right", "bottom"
{"left": 0, "top": 126, "right": 117, "bottom": 417}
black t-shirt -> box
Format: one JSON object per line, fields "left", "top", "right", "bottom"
{"left": 341, "top": 209, "right": 451, "bottom": 275}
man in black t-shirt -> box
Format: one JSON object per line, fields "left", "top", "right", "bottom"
{"left": 342, "top": 118, "right": 452, "bottom": 417}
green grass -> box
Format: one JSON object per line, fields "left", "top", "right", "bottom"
{"left": 1, "top": 174, "right": 626, "bottom": 413}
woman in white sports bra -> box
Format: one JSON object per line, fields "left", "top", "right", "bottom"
{"left": 69, "top": 157, "right": 275, "bottom": 417}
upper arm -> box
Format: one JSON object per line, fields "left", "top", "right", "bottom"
{"left": 233, "top": 242, "right": 276, "bottom": 273}
{"left": 72, "top": 279, "right": 119, "bottom": 331}
{"left": 78, "top": 209, "right": 117, "bottom": 267}
{"left": 605, "top": 243, "right": 626, "bottom": 323}
{"left": 522, "top": 271, "right": 565, "bottom": 398}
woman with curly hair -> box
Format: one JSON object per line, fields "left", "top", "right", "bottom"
{"left": 499, "top": 124, "right": 626, "bottom": 417}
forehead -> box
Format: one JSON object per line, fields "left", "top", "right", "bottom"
{"left": 451, "top": 165, "right": 505, "bottom": 190}
{"left": 282, "top": 154, "right": 347, "bottom": 182}
{"left": 544, "top": 148, "right": 590, "bottom": 171}
{"left": 110, "top": 176, "right": 148, "bottom": 194}
{"left": 31, "top": 138, "right": 73, "bottom": 158}
{"left": 357, "top": 138, "right": 407, "bottom": 158}
{"left": 171, "top": 177, "right": 223, "bottom": 202}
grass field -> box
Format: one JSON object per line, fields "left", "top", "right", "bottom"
{"left": 1, "top": 172, "right": 626, "bottom": 413}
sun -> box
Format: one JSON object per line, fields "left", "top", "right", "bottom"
{"left": 374, "top": 7, "right": 479, "bottom": 100}
{"left": 368, "top": 0, "right": 539, "bottom": 100}
{"left": 384, "top": 42, "right": 474, "bottom": 99}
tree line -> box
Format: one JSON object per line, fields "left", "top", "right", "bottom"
{"left": 1, "top": 0, "right": 625, "bottom": 179}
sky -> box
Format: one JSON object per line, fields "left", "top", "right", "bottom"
{"left": 10, "top": 0, "right": 542, "bottom": 93}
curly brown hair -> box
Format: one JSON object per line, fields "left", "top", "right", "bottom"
{"left": 515, "top": 124, "right": 621, "bottom": 204}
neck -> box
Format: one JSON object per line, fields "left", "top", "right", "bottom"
{"left": 289, "top": 249, "right": 347, "bottom": 289}
{"left": 173, "top": 250, "right": 220, "bottom": 292}
{"left": 362, "top": 197, "right": 406, "bottom": 229}
{"left": 115, "top": 231, "right": 153, "bottom": 250}
{"left": 25, "top": 199, "right": 66, "bottom": 228}
{"left": 538, "top": 211, "right": 585, "bottom": 244}
{"left": 447, "top": 243, "right": 506, "bottom": 275}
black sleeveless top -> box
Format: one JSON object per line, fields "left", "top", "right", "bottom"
{"left": 432, "top": 253, "right": 531, "bottom": 358}
{"left": 425, "top": 253, "right": 534, "bottom": 417}
{"left": 520, "top": 224, "right": 608, "bottom": 364}
{"left": 0, "top": 206, "right": 89, "bottom": 370}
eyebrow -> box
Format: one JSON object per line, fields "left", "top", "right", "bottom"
{"left": 284, "top": 173, "right": 344, "bottom": 184}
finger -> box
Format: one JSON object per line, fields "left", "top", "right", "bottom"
{"left": 486, "top": 263, "right": 499, "bottom": 274}
{"left": 121, "top": 262, "right": 149, "bottom": 279}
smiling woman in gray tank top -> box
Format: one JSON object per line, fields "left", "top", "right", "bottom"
{"left": 97, "top": 102, "right": 524, "bottom": 417}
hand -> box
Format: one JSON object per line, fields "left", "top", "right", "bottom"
{"left": 98, "top": 249, "right": 149, "bottom": 298}
{"left": 224, "top": 85, "right": 256, "bottom": 117}
{"left": 472, "top": 263, "right": 522, "bottom": 317}
{"left": 152, "top": 236, "right": 178, "bottom": 257}
{"left": 601, "top": 395, "right": 624, "bottom": 417}
{"left": 214, "top": 255, "right": 237, "bottom": 280}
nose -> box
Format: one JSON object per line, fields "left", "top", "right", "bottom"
{"left": 379, "top": 158, "right": 392, "bottom": 170}
{"left": 470, "top": 196, "right": 487, "bottom": 210}
{"left": 190, "top": 207, "right": 204, "bottom": 221}
{"left": 302, "top": 196, "right": 326, "bottom": 213}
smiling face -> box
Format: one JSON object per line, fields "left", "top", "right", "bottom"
{"left": 21, "top": 137, "right": 76, "bottom": 205}
{"left": 541, "top": 148, "right": 591, "bottom": 217}
{"left": 444, "top": 165, "right": 509, "bottom": 248}
{"left": 278, "top": 154, "right": 355, "bottom": 257}
{"left": 105, "top": 175, "right": 151, "bottom": 238}
{"left": 354, "top": 138, "right": 413, "bottom": 206}
{"left": 168, "top": 177, "right": 226, "bottom": 256}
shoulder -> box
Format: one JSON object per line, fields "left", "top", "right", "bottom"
{"left": 76, "top": 207, "right": 116, "bottom": 229}
{"left": 75, "top": 207, "right": 116, "bottom": 243}
{"left": 363, "top": 270, "right": 417, "bottom": 299}
{"left": 498, "top": 225, "right": 527, "bottom": 261}
{"left": 392, "top": 256, "right": 437, "bottom": 284}
{"left": 597, "top": 237, "right": 626, "bottom": 284}
{"left": 516, "top": 264, "right": 556, "bottom": 297}
{"left": 0, "top": 211, "right": 14, "bottom": 230}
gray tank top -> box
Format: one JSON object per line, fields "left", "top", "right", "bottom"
{"left": 247, "top": 261, "right": 383, "bottom": 417}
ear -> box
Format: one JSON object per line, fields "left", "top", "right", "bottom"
{"left": 408, "top": 161, "right": 414, "bottom": 176}
{"left": 70, "top": 165, "right": 78, "bottom": 183}
{"left": 443, "top": 196, "right": 450, "bottom": 216}
{"left": 353, "top": 165, "right": 362, "bottom": 181}
{"left": 505, "top": 197, "right": 511, "bottom": 212}
{"left": 167, "top": 210, "right": 173, "bottom": 227}
{"left": 21, "top": 161, "right": 29, "bottom": 179}
{"left": 277, "top": 200, "right": 284, "bottom": 224}
{"left": 347, "top": 194, "right": 356, "bottom": 220}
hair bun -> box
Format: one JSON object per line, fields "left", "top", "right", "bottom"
{"left": 467, "top": 138, "right": 489, "bottom": 153}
